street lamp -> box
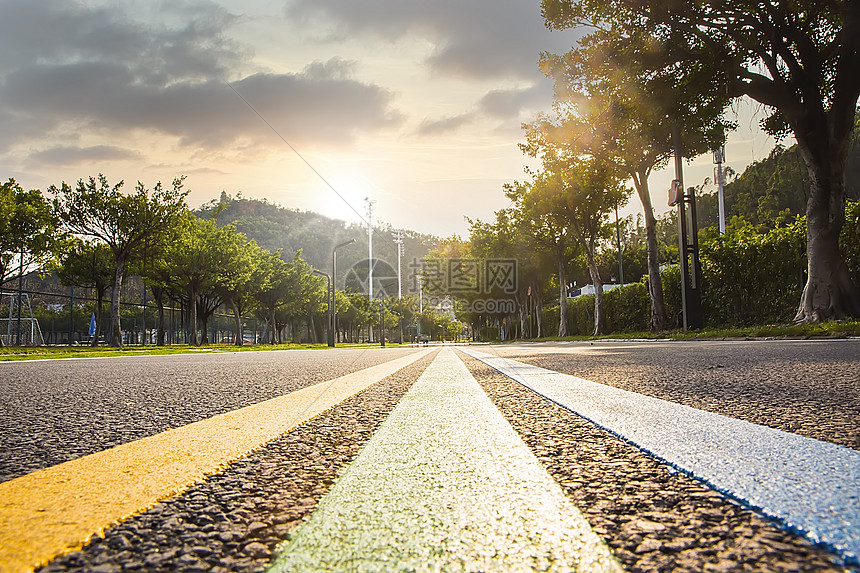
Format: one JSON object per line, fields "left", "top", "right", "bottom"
{"left": 331, "top": 238, "right": 356, "bottom": 347}
{"left": 313, "top": 270, "right": 331, "bottom": 346}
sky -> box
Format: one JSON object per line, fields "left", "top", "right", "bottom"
{"left": 0, "top": 0, "right": 779, "bottom": 238}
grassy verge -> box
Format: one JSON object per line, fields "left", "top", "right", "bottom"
{"left": 0, "top": 342, "right": 331, "bottom": 361}
{"left": 526, "top": 320, "right": 860, "bottom": 343}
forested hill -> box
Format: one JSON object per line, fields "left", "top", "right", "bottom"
{"left": 194, "top": 192, "right": 439, "bottom": 283}
{"left": 697, "top": 136, "right": 860, "bottom": 231}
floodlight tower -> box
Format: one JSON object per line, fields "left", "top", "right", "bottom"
{"left": 393, "top": 230, "right": 404, "bottom": 300}
{"left": 365, "top": 197, "right": 375, "bottom": 302}
{"left": 365, "top": 197, "right": 375, "bottom": 343}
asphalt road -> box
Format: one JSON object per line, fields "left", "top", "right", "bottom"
{"left": 1, "top": 340, "right": 857, "bottom": 571}
{"left": 0, "top": 347, "right": 426, "bottom": 483}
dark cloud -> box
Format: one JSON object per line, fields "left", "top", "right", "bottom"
{"left": 286, "top": 0, "right": 582, "bottom": 81}
{"left": 0, "top": 0, "right": 246, "bottom": 84}
{"left": 0, "top": 2, "right": 403, "bottom": 154}
{"left": 27, "top": 145, "right": 142, "bottom": 166}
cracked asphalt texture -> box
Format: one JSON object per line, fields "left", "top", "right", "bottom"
{"left": 0, "top": 347, "right": 425, "bottom": 483}
{"left": 487, "top": 339, "right": 860, "bottom": 450}
{"left": 37, "top": 351, "right": 438, "bottom": 573}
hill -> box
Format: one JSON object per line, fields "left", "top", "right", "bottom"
{"left": 195, "top": 192, "right": 439, "bottom": 292}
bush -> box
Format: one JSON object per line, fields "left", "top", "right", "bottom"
{"left": 842, "top": 200, "right": 860, "bottom": 288}
{"left": 541, "top": 202, "right": 860, "bottom": 336}
{"left": 700, "top": 219, "right": 806, "bottom": 326}
{"left": 604, "top": 282, "right": 650, "bottom": 332}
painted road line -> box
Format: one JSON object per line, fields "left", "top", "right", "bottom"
{"left": 0, "top": 348, "right": 433, "bottom": 573}
{"left": 459, "top": 347, "right": 860, "bottom": 566}
{"left": 270, "top": 348, "right": 622, "bottom": 572}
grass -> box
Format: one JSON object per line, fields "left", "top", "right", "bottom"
{"left": 2, "top": 321, "right": 856, "bottom": 360}
{"left": 0, "top": 342, "right": 329, "bottom": 361}
{"left": 528, "top": 319, "right": 860, "bottom": 343}
{"left": 0, "top": 340, "right": 417, "bottom": 361}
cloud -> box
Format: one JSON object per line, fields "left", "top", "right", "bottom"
{"left": 0, "top": 1, "right": 403, "bottom": 154}
{"left": 478, "top": 85, "right": 554, "bottom": 118}
{"left": 286, "top": 0, "right": 582, "bottom": 81}
{"left": 417, "top": 113, "right": 477, "bottom": 136}
{"left": 0, "top": 0, "right": 246, "bottom": 84}
{"left": 416, "top": 84, "right": 553, "bottom": 137}
{"left": 27, "top": 145, "right": 142, "bottom": 166}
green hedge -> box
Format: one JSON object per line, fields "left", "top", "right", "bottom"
{"left": 543, "top": 201, "right": 859, "bottom": 334}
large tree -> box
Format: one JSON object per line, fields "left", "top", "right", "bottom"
{"left": 164, "top": 214, "right": 249, "bottom": 346}
{"left": 503, "top": 177, "right": 579, "bottom": 337}
{"left": 51, "top": 175, "right": 188, "bottom": 346}
{"left": 537, "top": 24, "right": 733, "bottom": 330}
{"left": 543, "top": 0, "right": 860, "bottom": 321}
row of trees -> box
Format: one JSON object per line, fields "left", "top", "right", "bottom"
{"left": 422, "top": 1, "right": 860, "bottom": 338}
{"left": 0, "top": 176, "right": 316, "bottom": 346}
{"left": 457, "top": 0, "right": 860, "bottom": 336}
{"left": 2, "top": 175, "right": 458, "bottom": 347}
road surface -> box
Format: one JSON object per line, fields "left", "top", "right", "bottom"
{"left": 0, "top": 340, "right": 856, "bottom": 572}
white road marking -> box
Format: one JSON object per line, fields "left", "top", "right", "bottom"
{"left": 270, "top": 348, "right": 622, "bottom": 572}
{"left": 459, "top": 347, "right": 860, "bottom": 565}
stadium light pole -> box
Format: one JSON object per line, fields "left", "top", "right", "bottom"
{"left": 313, "top": 270, "right": 331, "bottom": 346}
{"left": 331, "top": 238, "right": 355, "bottom": 347}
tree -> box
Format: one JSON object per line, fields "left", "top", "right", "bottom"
{"left": 252, "top": 250, "right": 294, "bottom": 344}
{"left": 164, "top": 214, "right": 248, "bottom": 346}
{"left": 542, "top": 0, "right": 860, "bottom": 321}
{"left": 537, "top": 24, "right": 732, "bottom": 330}
{"left": 503, "top": 177, "right": 579, "bottom": 337}
{"left": 51, "top": 175, "right": 188, "bottom": 346}
{"left": 0, "top": 179, "right": 59, "bottom": 288}
{"left": 217, "top": 240, "right": 263, "bottom": 345}
{"left": 52, "top": 239, "right": 114, "bottom": 346}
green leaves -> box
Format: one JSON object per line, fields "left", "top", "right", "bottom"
{"left": 0, "top": 179, "right": 60, "bottom": 287}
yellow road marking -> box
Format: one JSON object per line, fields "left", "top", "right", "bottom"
{"left": 0, "top": 348, "right": 433, "bottom": 573}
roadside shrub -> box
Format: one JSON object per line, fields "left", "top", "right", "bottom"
{"left": 604, "top": 282, "right": 650, "bottom": 332}
{"left": 699, "top": 219, "right": 805, "bottom": 326}
{"left": 842, "top": 200, "right": 860, "bottom": 287}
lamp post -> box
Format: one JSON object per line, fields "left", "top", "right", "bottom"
{"left": 331, "top": 239, "right": 356, "bottom": 347}
{"left": 313, "top": 270, "right": 331, "bottom": 346}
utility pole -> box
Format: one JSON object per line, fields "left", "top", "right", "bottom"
{"left": 615, "top": 204, "right": 624, "bottom": 285}
{"left": 365, "top": 197, "right": 375, "bottom": 301}
{"left": 714, "top": 147, "right": 726, "bottom": 235}
{"left": 393, "top": 230, "right": 403, "bottom": 300}
{"left": 416, "top": 275, "right": 423, "bottom": 339}
{"left": 670, "top": 129, "right": 703, "bottom": 330}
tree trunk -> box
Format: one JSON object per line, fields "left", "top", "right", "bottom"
{"left": 635, "top": 173, "right": 668, "bottom": 331}
{"left": 188, "top": 286, "right": 199, "bottom": 345}
{"left": 586, "top": 246, "right": 605, "bottom": 336}
{"left": 233, "top": 304, "right": 244, "bottom": 346}
{"left": 110, "top": 255, "right": 126, "bottom": 347}
{"left": 156, "top": 294, "right": 165, "bottom": 346}
{"left": 557, "top": 257, "right": 569, "bottom": 337}
{"left": 794, "top": 137, "right": 860, "bottom": 321}
{"left": 92, "top": 290, "right": 104, "bottom": 347}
